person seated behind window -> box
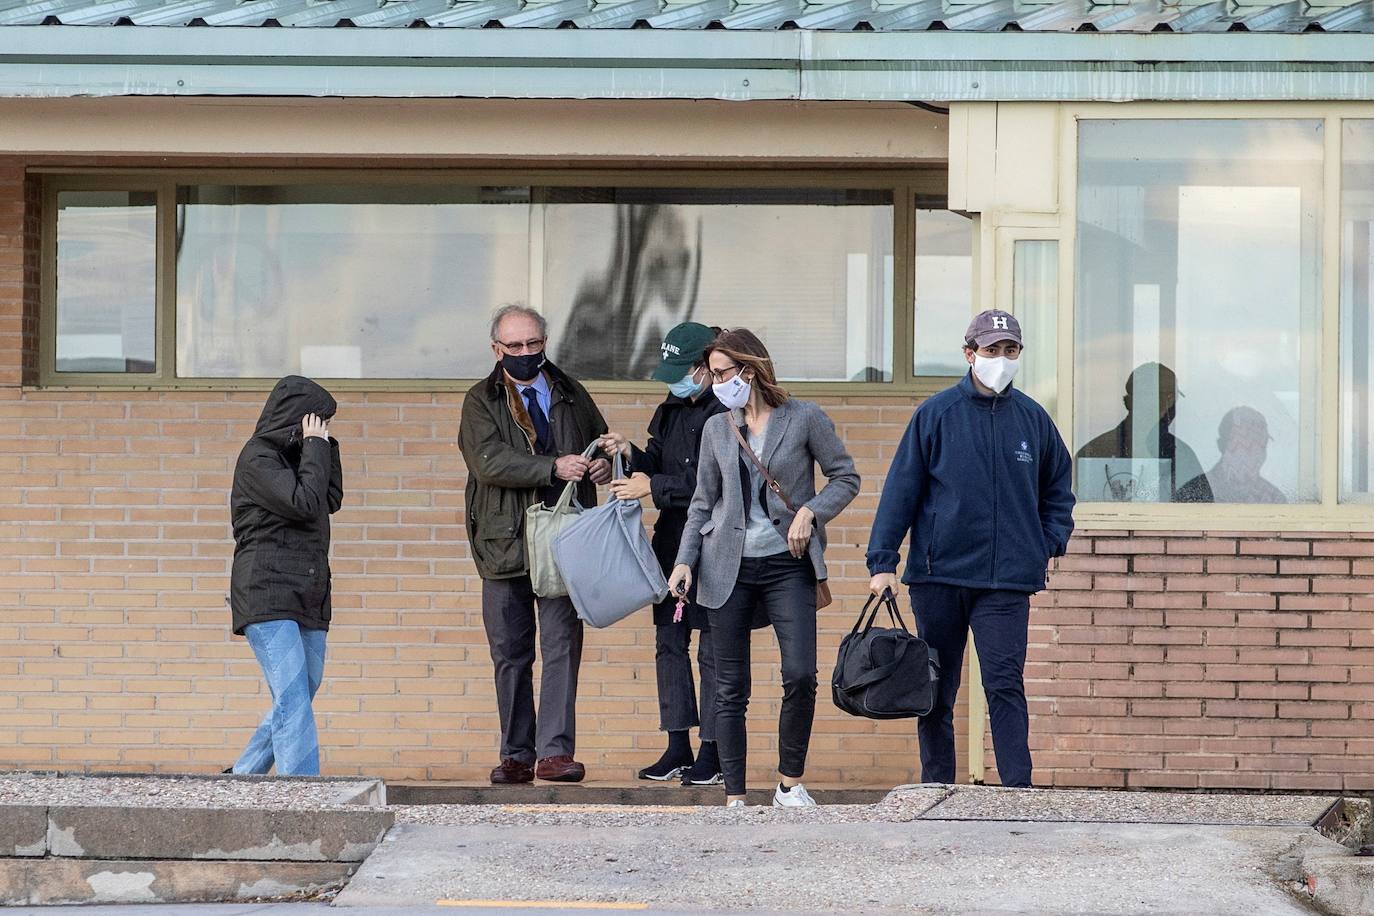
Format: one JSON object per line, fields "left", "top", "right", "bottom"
{"left": 1075, "top": 362, "right": 1205, "bottom": 503}
{"left": 1176, "top": 406, "right": 1286, "bottom": 504}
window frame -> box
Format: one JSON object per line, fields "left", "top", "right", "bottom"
{"left": 1056, "top": 103, "right": 1366, "bottom": 531}
{"left": 38, "top": 167, "right": 954, "bottom": 397}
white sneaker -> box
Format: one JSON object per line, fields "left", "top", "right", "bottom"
{"left": 726, "top": 799, "right": 747, "bottom": 809}
{"left": 773, "top": 782, "right": 817, "bottom": 808}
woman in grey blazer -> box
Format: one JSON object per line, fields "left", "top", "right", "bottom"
{"left": 669, "top": 329, "right": 859, "bottom": 808}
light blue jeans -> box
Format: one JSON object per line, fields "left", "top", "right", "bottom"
{"left": 233, "top": 619, "right": 327, "bottom": 777}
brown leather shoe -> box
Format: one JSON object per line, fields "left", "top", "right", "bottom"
{"left": 490, "top": 758, "right": 534, "bottom": 785}
{"left": 535, "top": 755, "right": 586, "bottom": 783}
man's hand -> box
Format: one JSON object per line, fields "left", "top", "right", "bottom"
{"left": 869, "top": 572, "right": 898, "bottom": 597}
{"left": 600, "top": 432, "right": 631, "bottom": 458}
{"left": 609, "top": 471, "right": 651, "bottom": 502}
{"left": 668, "top": 564, "right": 693, "bottom": 598}
{"left": 303, "top": 414, "right": 329, "bottom": 440}
{"left": 587, "top": 457, "right": 613, "bottom": 485}
{"left": 554, "top": 454, "right": 590, "bottom": 482}
{"left": 787, "top": 506, "right": 815, "bottom": 559}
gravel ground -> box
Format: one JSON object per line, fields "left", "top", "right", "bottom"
{"left": 914, "top": 785, "right": 1337, "bottom": 826}
{"left": 0, "top": 772, "right": 1337, "bottom": 830}
{"left": 0, "top": 772, "right": 379, "bottom": 809}
{"left": 389, "top": 787, "right": 953, "bottom": 827}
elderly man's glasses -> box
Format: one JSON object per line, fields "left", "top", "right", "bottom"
{"left": 498, "top": 337, "right": 546, "bottom": 355}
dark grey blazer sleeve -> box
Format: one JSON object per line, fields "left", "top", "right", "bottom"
{"left": 801, "top": 404, "right": 859, "bottom": 525}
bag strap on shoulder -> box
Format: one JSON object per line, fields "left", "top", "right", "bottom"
{"left": 730, "top": 420, "right": 797, "bottom": 513}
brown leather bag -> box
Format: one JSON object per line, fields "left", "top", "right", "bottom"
{"left": 730, "top": 422, "right": 834, "bottom": 611}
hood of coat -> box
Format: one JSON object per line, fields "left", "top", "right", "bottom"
{"left": 254, "top": 375, "right": 337, "bottom": 449}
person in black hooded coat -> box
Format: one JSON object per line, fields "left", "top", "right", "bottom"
{"left": 229, "top": 375, "right": 343, "bottom": 777}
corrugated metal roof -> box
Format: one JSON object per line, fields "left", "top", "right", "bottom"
{"left": 5, "top": 0, "right": 1374, "bottom": 32}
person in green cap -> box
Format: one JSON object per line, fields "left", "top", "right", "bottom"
{"left": 601, "top": 321, "right": 728, "bottom": 785}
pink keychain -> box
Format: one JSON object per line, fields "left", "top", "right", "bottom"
{"left": 673, "top": 597, "right": 686, "bottom": 624}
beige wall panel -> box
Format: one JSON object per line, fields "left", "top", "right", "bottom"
{"left": 948, "top": 102, "right": 997, "bottom": 211}
{"left": 993, "top": 103, "right": 1059, "bottom": 213}
{"left": 0, "top": 97, "right": 947, "bottom": 162}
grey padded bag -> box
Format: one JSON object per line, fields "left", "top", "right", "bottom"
{"left": 525, "top": 440, "right": 599, "bottom": 598}
{"left": 552, "top": 453, "right": 669, "bottom": 628}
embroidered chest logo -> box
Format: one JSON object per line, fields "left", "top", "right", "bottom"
{"left": 1014, "top": 440, "right": 1034, "bottom": 464}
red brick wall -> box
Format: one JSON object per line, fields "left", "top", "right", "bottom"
{"left": 1022, "top": 532, "right": 1374, "bottom": 792}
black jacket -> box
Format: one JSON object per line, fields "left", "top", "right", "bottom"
{"left": 459, "top": 360, "right": 608, "bottom": 580}
{"left": 230, "top": 376, "right": 343, "bottom": 635}
{"left": 630, "top": 389, "right": 728, "bottom": 627}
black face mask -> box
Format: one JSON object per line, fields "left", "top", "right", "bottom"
{"left": 501, "top": 352, "right": 546, "bottom": 382}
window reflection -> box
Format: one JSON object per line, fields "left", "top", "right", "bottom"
{"left": 175, "top": 185, "right": 530, "bottom": 379}
{"left": 544, "top": 188, "right": 893, "bottom": 382}
{"left": 1075, "top": 119, "right": 1323, "bottom": 504}
{"left": 173, "top": 185, "right": 894, "bottom": 382}
{"left": 55, "top": 191, "right": 157, "bottom": 374}
{"left": 913, "top": 207, "right": 973, "bottom": 377}
{"left": 1341, "top": 121, "right": 1374, "bottom": 502}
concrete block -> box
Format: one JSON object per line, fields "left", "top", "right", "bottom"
{"left": 0, "top": 806, "right": 46, "bottom": 856}
{"left": 1302, "top": 852, "right": 1374, "bottom": 916}
{"left": 47, "top": 806, "right": 393, "bottom": 862}
{"left": 0, "top": 856, "right": 354, "bottom": 906}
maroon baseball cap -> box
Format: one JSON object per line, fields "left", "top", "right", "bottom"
{"left": 964, "top": 309, "right": 1023, "bottom": 348}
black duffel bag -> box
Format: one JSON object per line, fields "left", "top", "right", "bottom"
{"left": 831, "top": 590, "right": 939, "bottom": 719}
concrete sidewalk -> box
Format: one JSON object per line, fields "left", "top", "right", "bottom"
{"left": 334, "top": 785, "right": 1369, "bottom": 915}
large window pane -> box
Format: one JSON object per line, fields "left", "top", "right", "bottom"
{"left": 1341, "top": 122, "right": 1374, "bottom": 502}
{"left": 913, "top": 207, "right": 974, "bottom": 377}
{"left": 56, "top": 190, "right": 157, "bottom": 373}
{"left": 542, "top": 188, "right": 893, "bottom": 382}
{"left": 1075, "top": 120, "right": 1322, "bottom": 505}
{"left": 173, "top": 184, "right": 895, "bottom": 383}
{"left": 176, "top": 185, "right": 531, "bottom": 379}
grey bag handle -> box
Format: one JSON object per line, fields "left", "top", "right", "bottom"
{"left": 549, "top": 440, "right": 602, "bottom": 514}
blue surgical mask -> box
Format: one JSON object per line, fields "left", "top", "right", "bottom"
{"left": 668, "top": 370, "right": 706, "bottom": 400}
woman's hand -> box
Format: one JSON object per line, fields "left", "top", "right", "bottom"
{"left": 787, "top": 506, "right": 816, "bottom": 559}
{"left": 302, "top": 414, "right": 329, "bottom": 440}
{"left": 668, "top": 564, "right": 693, "bottom": 598}
{"left": 600, "top": 432, "right": 631, "bottom": 458}
{"left": 609, "top": 472, "right": 652, "bottom": 502}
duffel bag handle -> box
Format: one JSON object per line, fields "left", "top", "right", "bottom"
{"left": 851, "top": 589, "right": 914, "bottom": 636}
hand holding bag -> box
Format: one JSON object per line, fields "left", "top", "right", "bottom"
{"left": 552, "top": 452, "right": 669, "bottom": 628}
{"left": 832, "top": 590, "right": 939, "bottom": 719}
{"left": 525, "top": 439, "right": 600, "bottom": 598}
{"left": 729, "top": 421, "right": 833, "bottom": 610}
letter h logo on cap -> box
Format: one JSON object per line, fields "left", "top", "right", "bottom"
{"left": 992, "top": 316, "right": 1009, "bottom": 330}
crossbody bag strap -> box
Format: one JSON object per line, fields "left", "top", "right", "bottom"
{"left": 729, "top": 420, "right": 797, "bottom": 514}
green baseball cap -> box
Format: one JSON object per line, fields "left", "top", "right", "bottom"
{"left": 651, "top": 322, "right": 716, "bottom": 383}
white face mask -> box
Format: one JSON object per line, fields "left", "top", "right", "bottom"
{"left": 713, "top": 374, "right": 752, "bottom": 410}
{"left": 972, "top": 354, "right": 1020, "bottom": 393}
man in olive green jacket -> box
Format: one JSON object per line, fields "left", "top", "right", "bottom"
{"left": 459, "top": 305, "right": 609, "bottom": 785}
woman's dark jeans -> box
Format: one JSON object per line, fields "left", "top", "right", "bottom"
{"left": 709, "top": 552, "right": 817, "bottom": 796}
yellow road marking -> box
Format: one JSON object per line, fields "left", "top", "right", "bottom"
{"left": 436, "top": 901, "right": 649, "bottom": 910}
{"left": 498, "top": 804, "right": 697, "bottom": 814}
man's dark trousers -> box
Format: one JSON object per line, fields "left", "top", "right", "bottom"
{"left": 482, "top": 574, "right": 583, "bottom": 763}
{"left": 909, "top": 583, "right": 1032, "bottom": 787}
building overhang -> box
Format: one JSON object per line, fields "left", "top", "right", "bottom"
{"left": 4, "top": 27, "right": 1374, "bottom": 102}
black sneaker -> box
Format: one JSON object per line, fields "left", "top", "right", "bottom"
{"left": 637, "top": 750, "right": 693, "bottom": 782}
{"left": 680, "top": 758, "right": 724, "bottom": 786}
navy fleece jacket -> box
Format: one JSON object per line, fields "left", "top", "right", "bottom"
{"left": 866, "top": 372, "right": 1075, "bottom": 594}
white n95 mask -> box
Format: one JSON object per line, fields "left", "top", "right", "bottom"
{"left": 973, "top": 355, "right": 1020, "bottom": 393}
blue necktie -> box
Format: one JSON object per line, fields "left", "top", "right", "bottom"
{"left": 523, "top": 386, "right": 550, "bottom": 451}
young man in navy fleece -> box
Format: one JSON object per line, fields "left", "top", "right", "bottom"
{"left": 866, "top": 309, "right": 1075, "bottom": 788}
